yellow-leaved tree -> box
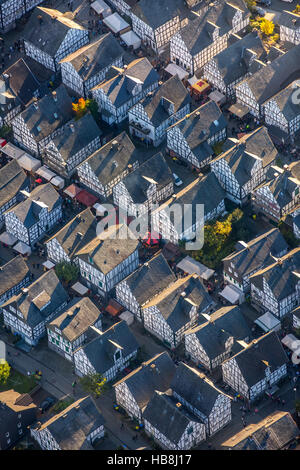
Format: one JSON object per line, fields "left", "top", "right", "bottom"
{"left": 260, "top": 19, "right": 275, "bottom": 36}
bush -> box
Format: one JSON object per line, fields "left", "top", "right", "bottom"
{"left": 55, "top": 261, "right": 79, "bottom": 284}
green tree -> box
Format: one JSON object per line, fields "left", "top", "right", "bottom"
{"left": 0, "top": 361, "right": 10, "bottom": 385}
{"left": 79, "top": 373, "right": 108, "bottom": 398}
{"left": 55, "top": 261, "right": 79, "bottom": 285}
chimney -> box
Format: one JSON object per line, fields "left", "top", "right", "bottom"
{"left": 70, "top": 123, "right": 75, "bottom": 133}
{"left": 52, "top": 91, "right": 57, "bottom": 102}
{"left": 33, "top": 97, "right": 38, "bottom": 110}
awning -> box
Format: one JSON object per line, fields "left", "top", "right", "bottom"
{"left": 50, "top": 176, "right": 65, "bottom": 189}
{"left": 71, "top": 282, "right": 89, "bottom": 295}
{"left": 93, "top": 203, "right": 107, "bottom": 216}
{"left": 209, "top": 90, "right": 226, "bottom": 105}
{"left": 190, "top": 79, "right": 211, "bottom": 95}
{"left": 42, "top": 260, "right": 55, "bottom": 270}
{"left": 16, "top": 153, "right": 41, "bottom": 172}
{"left": 1, "top": 142, "right": 25, "bottom": 159}
{"left": 176, "top": 256, "right": 214, "bottom": 280}
{"left": 75, "top": 189, "right": 98, "bottom": 207}
{"left": 120, "top": 30, "right": 141, "bottom": 49}
{"left": 0, "top": 138, "right": 7, "bottom": 147}
{"left": 164, "top": 63, "right": 189, "bottom": 81}
{"left": 105, "top": 299, "right": 122, "bottom": 316}
{"left": 36, "top": 166, "right": 56, "bottom": 181}
{"left": 63, "top": 184, "right": 82, "bottom": 199}
{"left": 228, "top": 103, "right": 250, "bottom": 119}
{"left": 91, "top": 0, "right": 111, "bottom": 16}
{"left": 0, "top": 231, "right": 17, "bottom": 246}
{"left": 103, "top": 12, "right": 130, "bottom": 34}
{"left": 13, "top": 241, "right": 31, "bottom": 256}
{"left": 255, "top": 311, "right": 281, "bottom": 333}
{"left": 219, "top": 284, "right": 242, "bottom": 304}
{"left": 281, "top": 334, "right": 299, "bottom": 351}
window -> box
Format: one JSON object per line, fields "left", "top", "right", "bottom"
{"left": 115, "top": 350, "right": 121, "bottom": 361}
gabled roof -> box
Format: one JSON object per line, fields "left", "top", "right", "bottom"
{"left": 132, "top": 0, "right": 189, "bottom": 30}
{"left": 22, "top": 7, "right": 86, "bottom": 55}
{"left": 93, "top": 58, "right": 159, "bottom": 107}
{"left": 48, "top": 113, "right": 102, "bottom": 161}
{"left": 263, "top": 81, "right": 300, "bottom": 122}
{"left": 139, "top": 75, "right": 191, "bottom": 126}
{"left": 114, "top": 352, "right": 176, "bottom": 410}
{"left": 279, "top": 10, "right": 300, "bottom": 29}
{"left": 1, "top": 270, "right": 69, "bottom": 328}
{"left": 32, "top": 396, "right": 105, "bottom": 450}
{"left": 18, "top": 85, "right": 73, "bottom": 142}
{"left": 0, "top": 159, "right": 29, "bottom": 208}
{"left": 60, "top": 33, "right": 124, "bottom": 80}
{"left": 142, "top": 274, "right": 212, "bottom": 332}
{"left": 223, "top": 332, "right": 288, "bottom": 387}
{"left": 78, "top": 320, "right": 139, "bottom": 374}
{"left": 48, "top": 297, "right": 102, "bottom": 342}
{"left": 121, "top": 252, "right": 176, "bottom": 306}
{"left": 0, "top": 255, "right": 30, "bottom": 298}
{"left": 222, "top": 228, "right": 288, "bottom": 278}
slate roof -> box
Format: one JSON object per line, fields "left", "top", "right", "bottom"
{"left": 263, "top": 81, "right": 300, "bottom": 122}
{"left": 60, "top": 33, "right": 124, "bottom": 80}
{"left": 46, "top": 208, "right": 96, "bottom": 259}
{"left": 1, "top": 270, "right": 69, "bottom": 328}
{"left": 279, "top": 10, "right": 300, "bottom": 29}
{"left": 169, "top": 101, "right": 227, "bottom": 164}
{"left": 0, "top": 255, "right": 30, "bottom": 299}
{"left": 22, "top": 7, "right": 86, "bottom": 56}
{"left": 18, "top": 84, "right": 73, "bottom": 142}
{"left": 32, "top": 396, "right": 105, "bottom": 450}
{"left": 222, "top": 411, "right": 299, "bottom": 450}
{"left": 131, "top": 0, "right": 189, "bottom": 30}
{"left": 222, "top": 228, "right": 288, "bottom": 279}
{"left": 0, "top": 389, "right": 36, "bottom": 445}
{"left": 258, "top": 165, "right": 300, "bottom": 209}
{"left": 121, "top": 252, "right": 176, "bottom": 306}
{"left": 142, "top": 391, "right": 202, "bottom": 445}
{"left": 139, "top": 75, "right": 191, "bottom": 126}
{"left": 48, "top": 297, "right": 102, "bottom": 342}
{"left": 171, "top": 362, "right": 227, "bottom": 416}
{"left": 236, "top": 44, "right": 300, "bottom": 105}
{"left": 93, "top": 58, "right": 159, "bottom": 108}
{"left": 249, "top": 247, "right": 300, "bottom": 301}
{"left": 79, "top": 131, "right": 142, "bottom": 186}
{"left": 114, "top": 352, "right": 176, "bottom": 410}
{"left": 120, "top": 152, "right": 173, "bottom": 204}
{"left": 0, "top": 159, "right": 29, "bottom": 208}
{"left": 75, "top": 225, "right": 139, "bottom": 275}
{"left": 224, "top": 331, "right": 288, "bottom": 388}
{"left": 78, "top": 320, "right": 139, "bottom": 375}
{"left": 210, "top": 31, "right": 266, "bottom": 86}
{"left": 142, "top": 274, "right": 212, "bottom": 332}
{"left": 8, "top": 183, "right": 61, "bottom": 228}
{"left": 48, "top": 113, "right": 102, "bottom": 161}
{"left": 186, "top": 306, "right": 250, "bottom": 359}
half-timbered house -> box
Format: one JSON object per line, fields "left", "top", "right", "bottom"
{"left": 0, "top": 0, "right": 43, "bottom": 33}
{"left": 11, "top": 85, "right": 73, "bottom": 156}
{"left": 76, "top": 131, "right": 142, "bottom": 199}
{"left": 222, "top": 332, "right": 288, "bottom": 402}
{"left": 114, "top": 352, "right": 176, "bottom": 422}
{"left": 279, "top": 10, "right": 300, "bottom": 45}
{"left": 43, "top": 113, "right": 102, "bottom": 178}
{"left": 184, "top": 305, "right": 251, "bottom": 371}
{"left": 292, "top": 306, "right": 300, "bottom": 330}
{"left": 74, "top": 320, "right": 139, "bottom": 381}
{"left": 293, "top": 211, "right": 300, "bottom": 240}
{"left": 0, "top": 256, "right": 31, "bottom": 306}
{"left": 0, "top": 58, "right": 41, "bottom": 127}
{"left": 2, "top": 269, "right": 69, "bottom": 346}
{"left": 47, "top": 297, "right": 102, "bottom": 362}
{"left": 142, "top": 274, "right": 213, "bottom": 349}
{"left": 4, "top": 183, "right": 62, "bottom": 248}
{"left": 30, "top": 396, "right": 105, "bottom": 450}
{"left": 22, "top": 6, "right": 89, "bottom": 72}
{"left": 60, "top": 33, "right": 124, "bottom": 97}
{"left": 222, "top": 228, "right": 288, "bottom": 293}
{"left": 152, "top": 173, "right": 226, "bottom": 245}
{"left": 211, "top": 126, "right": 278, "bottom": 205}
{"left": 128, "top": 75, "right": 191, "bottom": 146}
{"left": 113, "top": 152, "right": 173, "bottom": 217}
{"left": 166, "top": 101, "right": 227, "bottom": 170}
{"left": 171, "top": 362, "right": 232, "bottom": 436}
{"left": 107, "top": 0, "right": 138, "bottom": 16}
{"left": 170, "top": 0, "right": 250, "bottom": 75}
{"left": 0, "top": 159, "right": 30, "bottom": 226}
{"left": 115, "top": 252, "right": 176, "bottom": 322}
{"left": 142, "top": 390, "right": 206, "bottom": 450}
{"left": 203, "top": 31, "right": 266, "bottom": 99}
{"left": 91, "top": 58, "right": 159, "bottom": 125}
{"left": 249, "top": 247, "right": 300, "bottom": 319}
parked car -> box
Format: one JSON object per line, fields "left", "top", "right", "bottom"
{"left": 39, "top": 397, "right": 55, "bottom": 413}
{"left": 257, "top": 0, "right": 271, "bottom": 6}
{"left": 173, "top": 173, "right": 183, "bottom": 186}
{"left": 254, "top": 6, "right": 266, "bottom": 15}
